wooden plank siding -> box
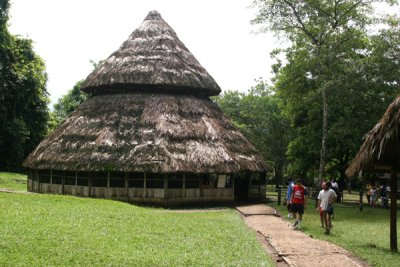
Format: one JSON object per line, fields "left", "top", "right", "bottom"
{"left": 26, "top": 169, "right": 265, "bottom": 206}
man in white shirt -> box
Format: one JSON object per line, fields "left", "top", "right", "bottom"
{"left": 317, "top": 181, "right": 337, "bottom": 235}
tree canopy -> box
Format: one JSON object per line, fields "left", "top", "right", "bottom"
{"left": 0, "top": 0, "right": 50, "bottom": 171}
{"left": 250, "top": 0, "right": 400, "bottom": 186}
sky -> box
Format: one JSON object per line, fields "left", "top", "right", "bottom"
{"left": 8, "top": 0, "right": 280, "bottom": 106}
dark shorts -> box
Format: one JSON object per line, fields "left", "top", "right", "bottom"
{"left": 327, "top": 204, "right": 334, "bottom": 215}
{"left": 290, "top": 203, "right": 304, "bottom": 214}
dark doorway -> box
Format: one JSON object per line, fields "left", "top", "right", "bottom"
{"left": 234, "top": 173, "right": 249, "bottom": 201}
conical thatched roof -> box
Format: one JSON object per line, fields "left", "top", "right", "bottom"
{"left": 24, "top": 93, "right": 267, "bottom": 173}
{"left": 346, "top": 96, "right": 400, "bottom": 177}
{"left": 24, "top": 11, "right": 267, "bottom": 174}
{"left": 81, "top": 11, "right": 221, "bottom": 96}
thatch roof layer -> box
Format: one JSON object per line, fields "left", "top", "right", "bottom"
{"left": 24, "top": 93, "right": 267, "bottom": 173}
{"left": 346, "top": 96, "right": 400, "bottom": 177}
{"left": 81, "top": 11, "right": 221, "bottom": 96}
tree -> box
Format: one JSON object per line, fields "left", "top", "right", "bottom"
{"left": 215, "top": 82, "right": 291, "bottom": 183}
{"left": 0, "top": 0, "right": 50, "bottom": 171}
{"left": 252, "top": 0, "right": 378, "bottom": 182}
{"left": 51, "top": 80, "right": 88, "bottom": 129}
{"left": 50, "top": 59, "right": 104, "bottom": 130}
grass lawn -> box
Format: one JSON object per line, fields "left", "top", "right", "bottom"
{"left": 0, "top": 172, "right": 27, "bottom": 191}
{"left": 0, "top": 175, "right": 272, "bottom": 266}
{"left": 269, "top": 202, "right": 400, "bottom": 267}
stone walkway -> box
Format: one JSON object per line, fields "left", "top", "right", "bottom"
{"left": 236, "top": 204, "right": 369, "bottom": 267}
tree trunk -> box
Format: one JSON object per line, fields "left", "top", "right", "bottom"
{"left": 390, "top": 165, "right": 398, "bottom": 252}
{"left": 274, "top": 163, "right": 283, "bottom": 187}
{"left": 318, "top": 88, "right": 328, "bottom": 181}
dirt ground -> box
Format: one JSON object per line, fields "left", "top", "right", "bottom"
{"left": 236, "top": 204, "right": 370, "bottom": 267}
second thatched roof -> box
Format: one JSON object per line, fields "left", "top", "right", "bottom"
{"left": 346, "top": 96, "right": 400, "bottom": 177}
{"left": 24, "top": 93, "right": 268, "bottom": 173}
{"left": 81, "top": 11, "right": 221, "bottom": 96}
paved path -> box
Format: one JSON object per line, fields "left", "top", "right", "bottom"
{"left": 236, "top": 204, "right": 369, "bottom": 267}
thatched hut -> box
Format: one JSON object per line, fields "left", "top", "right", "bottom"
{"left": 346, "top": 96, "right": 400, "bottom": 251}
{"left": 23, "top": 11, "right": 268, "bottom": 205}
{"left": 346, "top": 96, "right": 400, "bottom": 178}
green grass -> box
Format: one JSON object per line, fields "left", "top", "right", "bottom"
{"left": 0, "top": 172, "right": 27, "bottom": 191}
{"left": 269, "top": 202, "right": 400, "bottom": 267}
{"left": 0, "top": 175, "right": 272, "bottom": 266}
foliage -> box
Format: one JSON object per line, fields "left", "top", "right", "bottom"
{"left": 215, "top": 82, "right": 291, "bottom": 182}
{"left": 0, "top": 191, "right": 272, "bottom": 266}
{"left": 0, "top": 0, "right": 50, "bottom": 171}
{"left": 253, "top": 0, "right": 376, "bottom": 182}
{"left": 270, "top": 202, "right": 400, "bottom": 267}
{"left": 272, "top": 38, "right": 398, "bottom": 184}
{"left": 367, "top": 15, "right": 400, "bottom": 94}
{"left": 51, "top": 80, "right": 88, "bottom": 129}
{"left": 252, "top": 0, "right": 400, "bottom": 187}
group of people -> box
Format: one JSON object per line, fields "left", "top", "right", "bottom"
{"left": 285, "top": 177, "right": 395, "bottom": 235}
{"left": 365, "top": 182, "right": 391, "bottom": 208}
{"left": 285, "top": 178, "right": 337, "bottom": 235}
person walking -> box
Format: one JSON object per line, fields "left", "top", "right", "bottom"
{"left": 286, "top": 178, "right": 295, "bottom": 218}
{"left": 317, "top": 181, "right": 337, "bottom": 235}
{"left": 330, "top": 177, "right": 340, "bottom": 203}
{"left": 290, "top": 179, "right": 307, "bottom": 230}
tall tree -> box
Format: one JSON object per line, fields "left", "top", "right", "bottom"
{"left": 252, "top": 0, "right": 383, "bottom": 181}
{"left": 0, "top": 0, "right": 50, "bottom": 171}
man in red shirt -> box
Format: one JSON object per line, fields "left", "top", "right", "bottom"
{"left": 290, "top": 179, "right": 306, "bottom": 229}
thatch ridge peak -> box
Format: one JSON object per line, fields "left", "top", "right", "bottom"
{"left": 81, "top": 10, "right": 221, "bottom": 96}
{"left": 144, "top": 10, "right": 162, "bottom": 21}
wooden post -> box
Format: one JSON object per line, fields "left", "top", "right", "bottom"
{"left": 144, "top": 173, "right": 147, "bottom": 198}
{"left": 50, "top": 169, "right": 53, "bottom": 185}
{"left": 36, "top": 170, "right": 40, "bottom": 193}
{"left": 263, "top": 172, "right": 267, "bottom": 201}
{"left": 200, "top": 175, "right": 204, "bottom": 204}
{"left": 390, "top": 166, "right": 398, "bottom": 252}
{"left": 75, "top": 171, "right": 78, "bottom": 186}
{"left": 183, "top": 173, "right": 186, "bottom": 199}
{"left": 277, "top": 186, "right": 282, "bottom": 205}
{"left": 315, "top": 188, "right": 319, "bottom": 208}
{"left": 164, "top": 174, "right": 168, "bottom": 205}
{"left": 62, "top": 173, "right": 65, "bottom": 195}
{"left": 89, "top": 173, "right": 92, "bottom": 197}
{"left": 232, "top": 175, "right": 235, "bottom": 201}
{"left": 107, "top": 171, "right": 110, "bottom": 199}
{"left": 125, "top": 173, "right": 129, "bottom": 202}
